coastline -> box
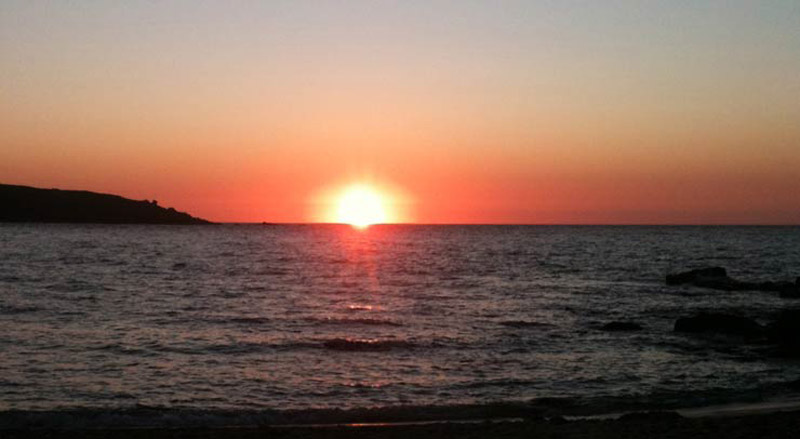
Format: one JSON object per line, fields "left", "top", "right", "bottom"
{"left": 4, "top": 395, "right": 800, "bottom": 435}
{"left": 3, "top": 404, "right": 799, "bottom": 439}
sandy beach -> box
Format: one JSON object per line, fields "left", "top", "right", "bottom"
{"left": 5, "top": 403, "right": 800, "bottom": 439}
{"left": 1, "top": 411, "right": 797, "bottom": 439}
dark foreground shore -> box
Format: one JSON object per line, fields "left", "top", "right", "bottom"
{"left": 5, "top": 409, "right": 799, "bottom": 439}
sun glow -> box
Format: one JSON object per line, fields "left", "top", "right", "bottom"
{"left": 335, "top": 185, "right": 388, "bottom": 229}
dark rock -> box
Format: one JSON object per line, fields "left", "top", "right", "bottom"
{"left": 693, "top": 277, "right": 756, "bottom": 291}
{"left": 786, "top": 279, "right": 800, "bottom": 298}
{"left": 674, "top": 313, "right": 763, "bottom": 338}
{"left": 666, "top": 267, "right": 727, "bottom": 285}
{"left": 760, "top": 281, "right": 785, "bottom": 291}
{"left": 666, "top": 266, "right": 756, "bottom": 291}
{"left": 766, "top": 310, "right": 800, "bottom": 354}
{"left": 783, "top": 378, "right": 800, "bottom": 391}
{"left": 768, "top": 282, "right": 800, "bottom": 297}
{"left": 601, "top": 321, "right": 643, "bottom": 331}
{"left": 666, "top": 266, "right": 800, "bottom": 297}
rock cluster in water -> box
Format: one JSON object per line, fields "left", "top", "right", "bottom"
{"left": 671, "top": 310, "right": 800, "bottom": 357}
{"left": 666, "top": 267, "right": 800, "bottom": 298}
{"left": 667, "top": 267, "right": 800, "bottom": 355}
{"left": 765, "top": 309, "right": 800, "bottom": 356}
{"left": 674, "top": 313, "right": 763, "bottom": 338}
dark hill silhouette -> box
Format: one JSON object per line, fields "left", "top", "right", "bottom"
{"left": 0, "top": 183, "right": 211, "bottom": 224}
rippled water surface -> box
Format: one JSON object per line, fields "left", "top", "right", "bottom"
{"left": 2, "top": 224, "right": 800, "bottom": 415}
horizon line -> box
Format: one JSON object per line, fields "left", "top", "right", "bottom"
{"left": 223, "top": 222, "right": 800, "bottom": 227}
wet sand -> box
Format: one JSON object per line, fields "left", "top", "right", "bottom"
{"left": 5, "top": 408, "right": 799, "bottom": 439}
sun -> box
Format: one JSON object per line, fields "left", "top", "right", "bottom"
{"left": 315, "top": 180, "right": 409, "bottom": 227}
{"left": 335, "top": 185, "right": 388, "bottom": 229}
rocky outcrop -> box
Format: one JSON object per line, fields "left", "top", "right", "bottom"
{"left": 674, "top": 313, "right": 763, "bottom": 338}
{"left": 780, "top": 278, "right": 800, "bottom": 298}
{"left": 666, "top": 267, "right": 800, "bottom": 297}
{"left": 601, "top": 322, "right": 643, "bottom": 331}
{"left": 766, "top": 309, "right": 800, "bottom": 355}
{"left": 0, "top": 183, "right": 211, "bottom": 224}
{"left": 666, "top": 267, "right": 728, "bottom": 286}
{"left": 673, "top": 310, "right": 800, "bottom": 355}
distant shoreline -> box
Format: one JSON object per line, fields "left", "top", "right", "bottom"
{"left": 0, "top": 183, "right": 211, "bottom": 225}
{"left": 219, "top": 222, "right": 799, "bottom": 227}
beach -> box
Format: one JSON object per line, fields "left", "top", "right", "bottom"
{"left": 4, "top": 407, "right": 800, "bottom": 439}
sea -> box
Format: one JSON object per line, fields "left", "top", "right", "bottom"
{"left": 1, "top": 224, "right": 799, "bottom": 428}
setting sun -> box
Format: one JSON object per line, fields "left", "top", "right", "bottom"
{"left": 335, "top": 185, "right": 388, "bottom": 229}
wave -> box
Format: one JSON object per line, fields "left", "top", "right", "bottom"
{"left": 0, "top": 275, "right": 23, "bottom": 282}
{"left": 0, "top": 402, "right": 540, "bottom": 429}
{"left": 499, "top": 320, "right": 552, "bottom": 329}
{"left": 346, "top": 305, "right": 377, "bottom": 311}
{"left": 322, "top": 338, "right": 415, "bottom": 352}
{"left": 85, "top": 337, "right": 420, "bottom": 357}
{"left": 225, "top": 316, "right": 272, "bottom": 325}
{"left": 312, "top": 317, "right": 403, "bottom": 327}
{"left": 90, "top": 343, "right": 151, "bottom": 356}
{"left": 212, "top": 315, "right": 403, "bottom": 327}
{"left": 4, "top": 381, "right": 799, "bottom": 429}
{"left": 150, "top": 340, "right": 320, "bottom": 355}
{"left": 0, "top": 304, "right": 41, "bottom": 315}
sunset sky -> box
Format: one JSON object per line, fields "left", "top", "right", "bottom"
{"left": 2, "top": 1, "right": 799, "bottom": 224}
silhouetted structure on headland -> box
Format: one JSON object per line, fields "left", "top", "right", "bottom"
{"left": 0, "top": 183, "right": 211, "bottom": 224}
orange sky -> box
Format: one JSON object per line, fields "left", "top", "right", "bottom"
{"left": 2, "top": 2, "right": 799, "bottom": 224}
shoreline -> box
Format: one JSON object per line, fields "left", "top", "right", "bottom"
{"left": 201, "top": 397, "right": 800, "bottom": 427}
{"left": 4, "top": 396, "right": 800, "bottom": 433}
{"left": 678, "top": 397, "right": 800, "bottom": 418}
{"left": 3, "top": 407, "right": 799, "bottom": 439}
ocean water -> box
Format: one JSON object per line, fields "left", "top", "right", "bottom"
{"left": 1, "top": 224, "right": 800, "bottom": 426}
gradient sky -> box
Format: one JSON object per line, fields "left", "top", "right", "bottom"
{"left": 2, "top": 1, "right": 799, "bottom": 224}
